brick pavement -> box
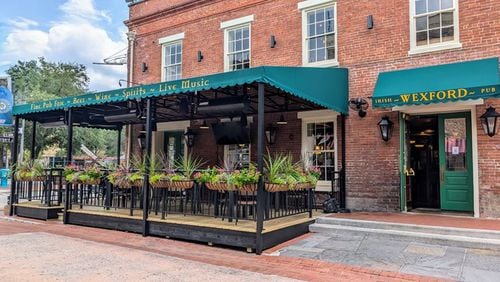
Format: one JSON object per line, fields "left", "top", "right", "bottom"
{"left": 330, "top": 212, "right": 500, "bottom": 231}
{"left": 0, "top": 217, "right": 443, "bottom": 281}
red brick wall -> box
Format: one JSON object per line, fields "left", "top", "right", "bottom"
{"left": 127, "top": 0, "right": 500, "bottom": 216}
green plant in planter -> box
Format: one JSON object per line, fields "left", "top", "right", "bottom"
{"left": 264, "top": 153, "right": 291, "bottom": 185}
{"left": 14, "top": 159, "right": 46, "bottom": 181}
{"left": 78, "top": 164, "right": 103, "bottom": 184}
{"left": 174, "top": 153, "right": 205, "bottom": 180}
{"left": 107, "top": 165, "right": 131, "bottom": 188}
{"left": 306, "top": 166, "right": 321, "bottom": 185}
{"left": 193, "top": 167, "right": 218, "bottom": 184}
{"left": 232, "top": 164, "right": 260, "bottom": 187}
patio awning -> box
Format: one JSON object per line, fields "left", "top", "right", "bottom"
{"left": 372, "top": 57, "right": 500, "bottom": 108}
{"left": 13, "top": 66, "right": 349, "bottom": 116}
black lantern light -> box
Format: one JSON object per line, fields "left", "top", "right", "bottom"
{"left": 265, "top": 124, "right": 278, "bottom": 145}
{"left": 480, "top": 106, "right": 499, "bottom": 137}
{"left": 378, "top": 116, "right": 394, "bottom": 142}
{"left": 184, "top": 128, "right": 196, "bottom": 147}
{"left": 200, "top": 120, "right": 209, "bottom": 129}
{"left": 276, "top": 113, "right": 288, "bottom": 125}
{"left": 137, "top": 132, "right": 146, "bottom": 149}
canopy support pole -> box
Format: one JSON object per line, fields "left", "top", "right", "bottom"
{"left": 340, "top": 113, "right": 347, "bottom": 210}
{"left": 117, "top": 127, "right": 122, "bottom": 166}
{"left": 28, "top": 121, "right": 36, "bottom": 201}
{"left": 142, "top": 98, "right": 153, "bottom": 237}
{"left": 63, "top": 109, "right": 73, "bottom": 224}
{"left": 256, "top": 83, "right": 265, "bottom": 254}
{"left": 9, "top": 116, "right": 20, "bottom": 216}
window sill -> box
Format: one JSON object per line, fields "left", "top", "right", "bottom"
{"left": 408, "top": 42, "right": 462, "bottom": 56}
{"left": 303, "top": 60, "right": 339, "bottom": 68}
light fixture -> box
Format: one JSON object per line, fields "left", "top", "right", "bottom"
{"left": 265, "top": 124, "right": 277, "bottom": 145}
{"left": 348, "top": 98, "right": 369, "bottom": 118}
{"left": 480, "top": 106, "right": 499, "bottom": 137}
{"left": 200, "top": 120, "right": 209, "bottom": 129}
{"left": 270, "top": 35, "right": 277, "bottom": 48}
{"left": 277, "top": 113, "right": 288, "bottom": 125}
{"left": 141, "top": 62, "right": 148, "bottom": 73}
{"left": 378, "top": 116, "right": 394, "bottom": 142}
{"left": 197, "top": 51, "right": 204, "bottom": 62}
{"left": 184, "top": 128, "right": 195, "bottom": 147}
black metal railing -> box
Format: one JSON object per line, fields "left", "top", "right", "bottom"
{"left": 15, "top": 169, "right": 65, "bottom": 207}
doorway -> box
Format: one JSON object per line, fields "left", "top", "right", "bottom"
{"left": 163, "top": 131, "right": 185, "bottom": 168}
{"left": 404, "top": 112, "right": 473, "bottom": 213}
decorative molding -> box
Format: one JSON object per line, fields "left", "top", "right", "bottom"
{"left": 159, "top": 32, "right": 185, "bottom": 45}
{"left": 298, "top": 0, "right": 334, "bottom": 10}
{"left": 220, "top": 15, "right": 254, "bottom": 29}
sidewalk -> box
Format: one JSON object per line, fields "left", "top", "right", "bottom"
{"left": 0, "top": 218, "right": 441, "bottom": 281}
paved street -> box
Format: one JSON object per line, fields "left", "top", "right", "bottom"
{"left": 0, "top": 218, "right": 439, "bottom": 282}
{"left": 276, "top": 232, "right": 500, "bottom": 281}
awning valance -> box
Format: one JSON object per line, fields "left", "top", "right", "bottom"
{"left": 13, "top": 66, "right": 349, "bottom": 115}
{"left": 372, "top": 57, "right": 500, "bottom": 108}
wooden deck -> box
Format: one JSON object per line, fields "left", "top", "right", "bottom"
{"left": 14, "top": 201, "right": 63, "bottom": 220}
{"left": 66, "top": 206, "right": 318, "bottom": 251}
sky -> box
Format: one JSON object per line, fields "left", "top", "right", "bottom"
{"left": 0, "top": 0, "right": 129, "bottom": 91}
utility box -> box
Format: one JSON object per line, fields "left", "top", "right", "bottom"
{"left": 0, "top": 168, "right": 10, "bottom": 188}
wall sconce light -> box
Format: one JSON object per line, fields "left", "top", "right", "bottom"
{"left": 378, "top": 116, "right": 394, "bottom": 142}
{"left": 270, "top": 35, "right": 277, "bottom": 48}
{"left": 367, "top": 15, "right": 374, "bottom": 29}
{"left": 184, "top": 128, "right": 196, "bottom": 147}
{"left": 348, "top": 98, "right": 369, "bottom": 117}
{"left": 265, "top": 124, "right": 277, "bottom": 145}
{"left": 141, "top": 62, "right": 148, "bottom": 73}
{"left": 276, "top": 113, "right": 287, "bottom": 125}
{"left": 480, "top": 106, "right": 499, "bottom": 137}
{"left": 197, "top": 51, "right": 204, "bottom": 62}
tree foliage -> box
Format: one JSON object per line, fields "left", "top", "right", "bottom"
{"left": 7, "top": 58, "right": 119, "bottom": 159}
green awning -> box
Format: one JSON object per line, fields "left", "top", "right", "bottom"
{"left": 372, "top": 57, "right": 500, "bottom": 108}
{"left": 13, "top": 66, "right": 349, "bottom": 115}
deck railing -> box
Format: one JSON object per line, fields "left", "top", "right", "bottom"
{"left": 15, "top": 169, "right": 65, "bottom": 207}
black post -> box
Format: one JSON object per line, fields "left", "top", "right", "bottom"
{"left": 340, "top": 114, "right": 347, "bottom": 210}
{"left": 63, "top": 109, "right": 73, "bottom": 224}
{"left": 116, "top": 127, "right": 122, "bottom": 166}
{"left": 142, "top": 98, "right": 153, "bottom": 237}
{"left": 255, "top": 83, "right": 265, "bottom": 254}
{"left": 9, "top": 116, "right": 20, "bottom": 216}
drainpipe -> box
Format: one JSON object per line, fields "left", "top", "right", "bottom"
{"left": 125, "top": 31, "right": 136, "bottom": 167}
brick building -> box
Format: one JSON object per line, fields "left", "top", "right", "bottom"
{"left": 125, "top": 0, "right": 500, "bottom": 218}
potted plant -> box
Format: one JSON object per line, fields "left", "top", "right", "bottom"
{"left": 78, "top": 164, "right": 103, "bottom": 185}
{"left": 14, "top": 160, "right": 45, "bottom": 182}
{"left": 107, "top": 165, "right": 132, "bottom": 188}
{"left": 171, "top": 153, "right": 205, "bottom": 190}
{"left": 149, "top": 155, "right": 171, "bottom": 189}
{"left": 264, "top": 153, "right": 295, "bottom": 192}
{"left": 233, "top": 164, "right": 260, "bottom": 193}
{"left": 129, "top": 156, "right": 146, "bottom": 187}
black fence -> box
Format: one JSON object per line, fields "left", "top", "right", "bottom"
{"left": 15, "top": 169, "right": 65, "bottom": 207}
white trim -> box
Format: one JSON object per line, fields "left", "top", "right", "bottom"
{"left": 220, "top": 15, "right": 254, "bottom": 29}
{"left": 223, "top": 23, "right": 252, "bottom": 72}
{"left": 408, "top": 0, "right": 461, "bottom": 55}
{"left": 298, "top": 109, "right": 339, "bottom": 120}
{"left": 298, "top": 0, "right": 334, "bottom": 10}
{"left": 161, "top": 40, "right": 183, "bottom": 82}
{"left": 158, "top": 32, "right": 185, "bottom": 45}
{"left": 298, "top": 110, "right": 339, "bottom": 192}
{"left": 397, "top": 101, "right": 481, "bottom": 218}
{"left": 393, "top": 99, "right": 484, "bottom": 114}
{"left": 301, "top": 1, "right": 338, "bottom": 67}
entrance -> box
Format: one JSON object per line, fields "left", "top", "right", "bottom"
{"left": 163, "top": 131, "right": 185, "bottom": 168}
{"left": 404, "top": 112, "right": 473, "bottom": 212}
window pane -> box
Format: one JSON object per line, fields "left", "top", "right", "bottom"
{"left": 308, "top": 24, "right": 315, "bottom": 37}
{"left": 316, "top": 21, "right": 325, "bottom": 35}
{"left": 445, "top": 118, "right": 467, "bottom": 171}
{"left": 317, "top": 48, "right": 326, "bottom": 61}
{"left": 235, "top": 29, "right": 242, "bottom": 40}
{"left": 327, "top": 47, "right": 335, "bottom": 60}
{"left": 316, "top": 9, "right": 324, "bottom": 21}
{"left": 442, "top": 26, "right": 454, "bottom": 41}
{"left": 415, "top": 0, "right": 427, "bottom": 14}
{"left": 316, "top": 37, "right": 325, "bottom": 48}
{"left": 429, "top": 28, "right": 440, "bottom": 43}
{"left": 308, "top": 39, "right": 316, "bottom": 50}
{"left": 309, "top": 50, "right": 316, "bottom": 63}
{"left": 428, "top": 0, "right": 440, "bottom": 12}
{"left": 441, "top": 0, "right": 453, "bottom": 9}
{"left": 307, "top": 11, "right": 315, "bottom": 24}
{"left": 416, "top": 17, "right": 427, "bottom": 31}
{"left": 429, "top": 14, "right": 440, "bottom": 29}
{"left": 243, "top": 28, "right": 249, "bottom": 39}
{"left": 326, "top": 19, "right": 334, "bottom": 33}
{"left": 326, "top": 34, "right": 335, "bottom": 48}
{"left": 228, "top": 30, "right": 235, "bottom": 42}
{"left": 325, "top": 8, "right": 334, "bottom": 19}
{"left": 243, "top": 38, "right": 249, "bottom": 50}
{"left": 416, "top": 31, "right": 428, "bottom": 46}
{"left": 441, "top": 12, "right": 453, "bottom": 26}
{"left": 235, "top": 40, "right": 242, "bottom": 51}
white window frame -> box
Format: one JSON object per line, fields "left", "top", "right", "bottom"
{"left": 409, "top": 0, "right": 461, "bottom": 55}
{"left": 159, "top": 32, "right": 184, "bottom": 82}
{"left": 299, "top": 0, "right": 338, "bottom": 67}
{"left": 224, "top": 144, "right": 251, "bottom": 169}
{"left": 298, "top": 110, "right": 339, "bottom": 192}
{"left": 221, "top": 15, "right": 254, "bottom": 72}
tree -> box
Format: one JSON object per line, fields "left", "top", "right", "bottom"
{"left": 7, "top": 58, "right": 119, "bottom": 159}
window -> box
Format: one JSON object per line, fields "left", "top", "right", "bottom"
{"left": 221, "top": 15, "right": 253, "bottom": 71}
{"left": 163, "top": 42, "right": 182, "bottom": 81}
{"left": 159, "top": 33, "right": 184, "bottom": 82}
{"left": 224, "top": 144, "right": 251, "bottom": 169}
{"left": 410, "top": 0, "right": 460, "bottom": 54}
{"left": 300, "top": 1, "right": 337, "bottom": 66}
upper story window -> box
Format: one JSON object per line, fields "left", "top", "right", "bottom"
{"left": 159, "top": 32, "right": 184, "bottom": 82}
{"left": 221, "top": 15, "right": 254, "bottom": 71}
{"left": 299, "top": 0, "right": 337, "bottom": 67}
{"left": 410, "top": 0, "right": 461, "bottom": 55}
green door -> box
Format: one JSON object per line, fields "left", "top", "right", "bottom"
{"left": 438, "top": 113, "right": 473, "bottom": 212}
{"left": 164, "top": 131, "right": 184, "bottom": 168}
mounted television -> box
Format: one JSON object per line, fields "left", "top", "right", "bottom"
{"left": 211, "top": 121, "right": 250, "bottom": 145}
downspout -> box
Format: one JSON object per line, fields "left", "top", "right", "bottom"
{"left": 125, "top": 31, "right": 137, "bottom": 167}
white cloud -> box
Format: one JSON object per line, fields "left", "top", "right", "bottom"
{"left": 6, "top": 17, "right": 39, "bottom": 29}
{"left": 1, "top": 0, "right": 126, "bottom": 91}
